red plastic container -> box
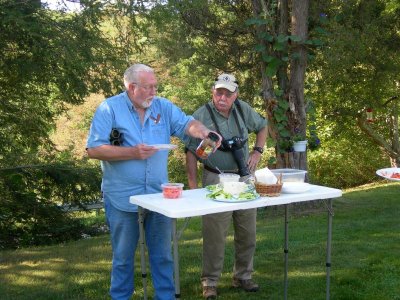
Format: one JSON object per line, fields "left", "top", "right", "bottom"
{"left": 161, "top": 183, "right": 184, "bottom": 199}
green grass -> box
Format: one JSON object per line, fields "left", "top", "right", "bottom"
{"left": 1, "top": 183, "right": 399, "bottom": 299}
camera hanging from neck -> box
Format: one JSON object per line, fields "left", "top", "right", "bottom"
{"left": 205, "top": 100, "right": 250, "bottom": 176}
{"left": 205, "top": 99, "right": 247, "bottom": 151}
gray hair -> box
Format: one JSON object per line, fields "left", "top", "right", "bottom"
{"left": 123, "top": 63, "right": 154, "bottom": 89}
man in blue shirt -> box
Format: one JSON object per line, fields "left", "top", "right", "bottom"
{"left": 86, "top": 63, "right": 220, "bottom": 300}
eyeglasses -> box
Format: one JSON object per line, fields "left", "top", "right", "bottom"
{"left": 214, "top": 89, "right": 236, "bottom": 98}
{"left": 133, "top": 82, "right": 158, "bottom": 91}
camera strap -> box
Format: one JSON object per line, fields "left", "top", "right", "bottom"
{"left": 204, "top": 101, "right": 250, "bottom": 175}
{"left": 233, "top": 99, "right": 246, "bottom": 125}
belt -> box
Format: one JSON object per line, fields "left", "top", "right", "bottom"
{"left": 203, "top": 165, "right": 239, "bottom": 175}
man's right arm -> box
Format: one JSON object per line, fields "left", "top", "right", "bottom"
{"left": 186, "top": 150, "right": 199, "bottom": 189}
{"left": 87, "top": 144, "right": 158, "bottom": 161}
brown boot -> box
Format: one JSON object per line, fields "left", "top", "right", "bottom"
{"left": 232, "top": 278, "right": 259, "bottom": 292}
{"left": 202, "top": 286, "right": 217, "bottom": 299}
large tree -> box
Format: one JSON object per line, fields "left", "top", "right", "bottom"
{"left": 312, "top": 0, "right": 400, "bottom": 166}
{"left": 149, "top": 0, "right": 321, "bottom": 170}
{"left": 249, "top": 0, "right": 312, "bottom": 169}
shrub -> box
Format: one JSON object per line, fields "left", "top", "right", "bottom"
{"left": 0, "top": 162, "right": 101, "bottom": 249}
{"left": 308, "top": 137, "right": 387, "bottom": 188}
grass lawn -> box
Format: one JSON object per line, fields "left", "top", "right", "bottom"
{"left": 0, "top": 182, "right": 399, "bottom": 299}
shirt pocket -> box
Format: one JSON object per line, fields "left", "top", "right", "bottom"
{"left": 150, "top": 122, "right": 169, "bottom": 143}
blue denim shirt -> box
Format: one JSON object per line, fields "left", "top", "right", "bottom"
{"left": 86, "top": 91, "right": 193, "bottom": 212}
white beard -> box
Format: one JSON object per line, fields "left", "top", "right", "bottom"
{"left": 141, "top": 98, "right": 153, "bottom": 108}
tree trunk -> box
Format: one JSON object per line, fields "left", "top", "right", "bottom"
{"left": 251, "top": 0, "right": 309, "bottom": 171}
{"left": 357, "top": 98, "right": 399, "bottom": 167}
{"left": 278, "top": 0, "right": 309, "bottom": 170}
{"left": 251, "top": 0, "right": 278, "bottom": 142}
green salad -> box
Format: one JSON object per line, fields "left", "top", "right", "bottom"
{"left": 205, "top": 184, "right": 259, "bottom": 201}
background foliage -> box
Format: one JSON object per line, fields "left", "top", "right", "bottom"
{"left": 0, "top": 159, "right": 101, "bottom": 249}
{"left": 0, "top": 0, "right": 122, "bottom": 248}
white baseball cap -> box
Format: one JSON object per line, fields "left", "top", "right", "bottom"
{"left": 214, "top": 73, "right": 239, "bottom": 92}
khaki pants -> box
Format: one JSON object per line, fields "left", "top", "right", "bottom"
{"left": 201, "top": 169, "right": 257, "bottom": 287}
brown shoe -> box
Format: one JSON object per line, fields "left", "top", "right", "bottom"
{"left": 232, "top": 278, "right": 259, "bottom": 292}
{"left": 202, "top": 286, "right": 217, "bottom": 299}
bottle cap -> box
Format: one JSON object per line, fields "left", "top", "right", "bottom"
{"left": 208, "top": 132, "right": 219, "bottom": 142}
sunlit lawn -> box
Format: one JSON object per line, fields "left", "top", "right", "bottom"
{"left": 1, "top": 183, "right": 399, "bottom": 299}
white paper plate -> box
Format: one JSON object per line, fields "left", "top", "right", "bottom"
{"left": 376, "top": 167, "right": 400, "bottom": 182}
{"left": 151, "top": 144, "right": 178, "bottom": 150}
{"left": 282, "top": 182, "right": 311, "bottom": 194}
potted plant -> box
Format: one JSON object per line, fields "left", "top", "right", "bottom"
{"left": 292, "top": 131, "right": 307, "bottom": 152}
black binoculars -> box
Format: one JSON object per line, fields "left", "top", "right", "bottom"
{"left": 110, "top": 129, "right": 123, "bottom": 146}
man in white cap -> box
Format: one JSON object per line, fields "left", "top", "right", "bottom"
{"left": 185, "top": 73, "right": 268, "bottom": 299}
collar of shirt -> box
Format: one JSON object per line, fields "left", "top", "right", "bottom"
{"left": 123, "top": 92, "right": 157, "bottom": 123}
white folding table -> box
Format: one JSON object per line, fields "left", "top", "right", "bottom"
{"left": 130, "top": 184, "right": 342, "bottom": 300}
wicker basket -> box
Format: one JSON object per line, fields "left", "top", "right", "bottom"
{"left": 254, "top": 173, "right": 283, "bottom": 197}
{"left": 255, "top": 182, "right": 282, "bottom": 197}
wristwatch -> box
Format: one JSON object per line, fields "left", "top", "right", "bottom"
{"left": 253, "top": 146, "right": 264, "bottom": 154}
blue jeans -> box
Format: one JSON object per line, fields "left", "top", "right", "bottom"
{"left": 104, "top": 198, "right": 175, "bottom": 300}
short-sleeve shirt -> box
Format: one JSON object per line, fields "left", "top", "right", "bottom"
{"left": 86, "top": 91, "right": 193, "bottom": 212}
{"left": 185, "top": 99, "right": 267, "bottom": 171}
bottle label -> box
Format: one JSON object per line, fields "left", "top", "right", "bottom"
{"left": 196, "top": 138, "right": 215, "bottom": 159}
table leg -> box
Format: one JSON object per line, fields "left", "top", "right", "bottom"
{"left": 284, "top": 204, "right": 289, "bottom": 300}
{"left": 326, "top": 199, "right": 333, "bottom": 300}
{"left": 172, "top": 219, "right": 181, "bottom": 299}
{"left": 138, "top": 207, "right": 148, "bottom": 300}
